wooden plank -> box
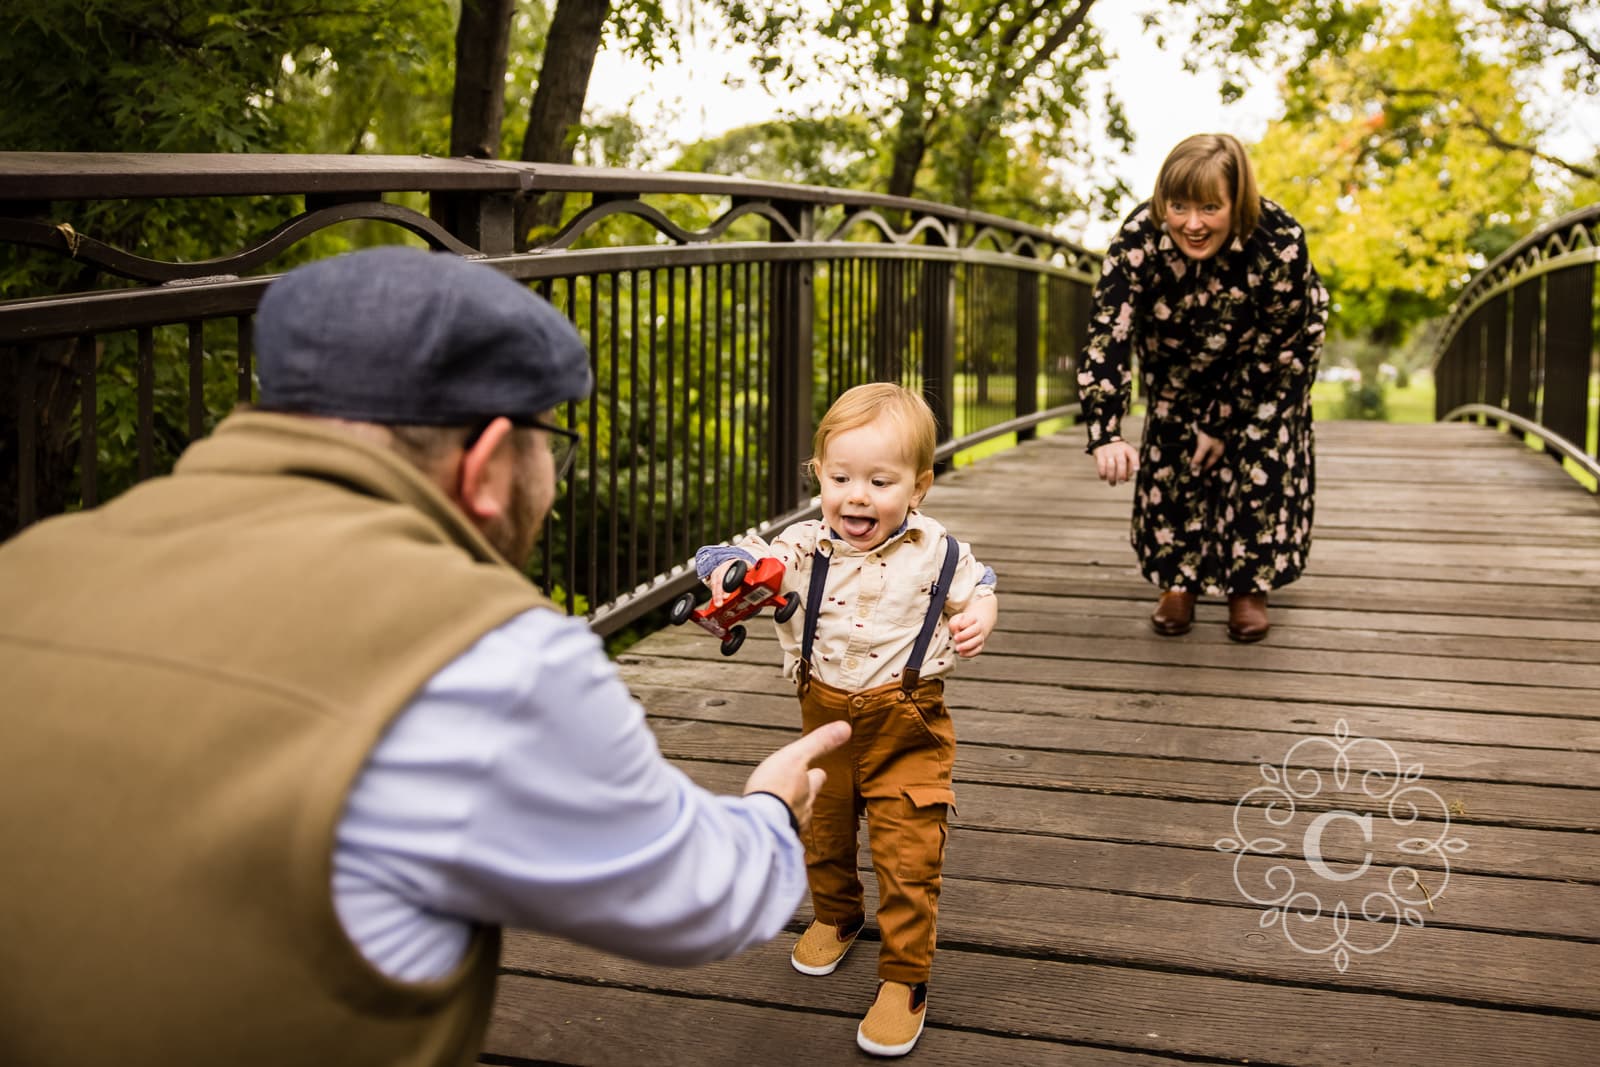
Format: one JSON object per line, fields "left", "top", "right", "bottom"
{"left": 990, "top": 607, "right": 1600, "bottom": 665}
{"left": 998, "top": 592, "right": 1600, "bottom": 643}
{"left": 624, "top": 646, "right": 1600, "bottom": 721}
{"left": 973, "top": 540, "right": 1600, "bottom": 586}
{"left": 481, "top": 975, "right": 1189, "bottom": 1066}
{"left": 927, "top": 827, "right": 1600, "bottom": 941}
{"left": 497, "top": 935, "right": 1600, "bottom": 1066}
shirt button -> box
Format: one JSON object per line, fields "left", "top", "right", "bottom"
{"left": 844, "top": 657, "right": 859, "bottom": 670}
{"left": 856, "top": 607, "right": 870, "bottom": 619}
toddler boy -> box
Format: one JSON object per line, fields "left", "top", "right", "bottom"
{"left": 695, "top": 382, "right": 997, "bottom": 1057}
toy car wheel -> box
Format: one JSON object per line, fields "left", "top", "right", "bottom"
{"left": 721, "top": 559, "right": 748, "bottom": 593}
{"left": 773, "top": 592, "right": 801, "bottom": 623}
{"left": 668, "top": 592, "right": 696, "bottom": 625}
{"left": 721, "top": 625, "right": 747, "bottom": 656}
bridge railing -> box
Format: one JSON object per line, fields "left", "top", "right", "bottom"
{"left": 1433, "top": 203, "right": 1600, "bottom": 487}
{"left": 0, "top": 153, "right": 1100, "bottom": 632}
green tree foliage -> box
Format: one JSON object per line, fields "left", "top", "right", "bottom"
{"left": 0, "top": 1, "right": 456, "bottom": 528}
{"left": 711, "top": 0, "right": 1129, "bottom": 219}
{"left": 1, "top": 2, "right": 454, "bottom": 155}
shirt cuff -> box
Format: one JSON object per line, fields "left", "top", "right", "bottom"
{"left": 742, "top": 791, "right": 801, "bottom": 837}
{"left": 694, "top": 544, "right": 757, "bottom": 581}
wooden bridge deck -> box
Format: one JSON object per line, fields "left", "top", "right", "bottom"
{"left": 483, "top": 420, "right": 1600, "bottom": 1066}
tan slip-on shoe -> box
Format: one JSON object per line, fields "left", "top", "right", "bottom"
{"left": 1151, "top": 589, "right": 1196, "bottom": 636}
{"left": 791, "top": 918, "right": 863, "bottom": 976}
{"left": 1227, "top": 592, "right": 1269, "bottom": 643}
{"left": 856, "top": 980, "right": 927, "bottom": 1057}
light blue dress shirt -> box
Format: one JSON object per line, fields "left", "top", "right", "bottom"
{"left": 333, "top": 607, "right": 806, "bottom": 981}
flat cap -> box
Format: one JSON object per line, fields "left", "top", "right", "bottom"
{"left": 254, "top": 247, "right": 591, "bottom": 425}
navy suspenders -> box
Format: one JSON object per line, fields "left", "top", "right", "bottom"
{"left": 797, "top": 533, "right": 959, "bottom": 695}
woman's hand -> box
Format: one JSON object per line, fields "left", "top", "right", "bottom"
{"left": 1190, "top": 429, "right": 1225, "bottom": 475}
{"left": 1092, "top": 440, "right": 1140, "bottom": 487}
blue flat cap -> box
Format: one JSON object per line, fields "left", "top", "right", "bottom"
{"left": 254, "top": 247, "right": 591, "bottom": 425}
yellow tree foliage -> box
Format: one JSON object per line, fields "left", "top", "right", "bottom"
{"left": 1249, "top": 1, "right": 1547, "bottom": 344}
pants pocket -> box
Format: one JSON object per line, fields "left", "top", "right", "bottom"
{"left": 893, "top": 786, "right": 955, "bottom": 880}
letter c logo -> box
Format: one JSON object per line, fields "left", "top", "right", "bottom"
{"left": 1303, "top": 810, "right": 1373, "bottom": 882}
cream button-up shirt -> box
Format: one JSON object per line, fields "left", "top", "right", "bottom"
{"left": 732, "top": 511, "right": 995, "bottom": 691}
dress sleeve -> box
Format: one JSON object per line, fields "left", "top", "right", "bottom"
{"left": 1078, "top": 209, "right": 1154, "bottom": 454}
{"left": 1203, "top": 211, "right": 1328, "bottom": 434}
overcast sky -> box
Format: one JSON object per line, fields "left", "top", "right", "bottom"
{"left": 585, "top": 3, "right": 1598, "bottom": 247}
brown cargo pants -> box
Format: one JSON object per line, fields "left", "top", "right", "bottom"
{"left": 798, "top": 675, "right": 956, "bottom": 985}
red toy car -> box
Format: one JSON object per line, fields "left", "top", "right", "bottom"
{"left": 669, "top": 556, "right": 801, "bottom": 656}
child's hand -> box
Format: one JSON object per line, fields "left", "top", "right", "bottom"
{"left": 948, "top": 595, "right": 998, "bottom": 658}
{"left": 708, "top": 560, "right": 736, "bottom": 606}
{"left": 948, "top": 612, "right": 988, "bottom": 657}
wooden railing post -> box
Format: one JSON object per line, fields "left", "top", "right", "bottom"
{"left": 1015, "top": 268, "right": 1040, "bottom": 442}
{"left": 769, "top": 202, "right": 815, "bottom": 516}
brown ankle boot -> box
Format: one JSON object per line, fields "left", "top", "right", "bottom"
{"left": 1227, "top": 593, "right": 1269, "bottom": 643}
{"left": 1151, "top": 589, "right": 1196, "bottom": 636}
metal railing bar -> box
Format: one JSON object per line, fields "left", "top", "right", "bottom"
{"left": 16, "top": 346, "right": 37, "bottom": 528}
{"left": 1440, "top": 403, "right": 1600, "bottom": 486}
{"left": 586, "top": 277, "right": 601, "bottom": 609}
{"left": 137, "top": 327, "right": 154, "bottom": 480}
{"left": 75, "top": 335, "right": 96, "bottom": 508}
{"left": 186, "top": 323, "right": 204, "bottom": 440}
{"left": 643, "top": 268, "right": 657, "bottom": 584}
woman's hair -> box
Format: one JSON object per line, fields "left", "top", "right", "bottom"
{"left": 1151, "top": 133, "right": 1261, "bottom": 241}
{"left": 810, "top": 382, "right": 938, "bottom": 476}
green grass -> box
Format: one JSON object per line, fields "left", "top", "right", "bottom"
{"left": 1310, "top": 378, "right": 1436, "bottom": 423}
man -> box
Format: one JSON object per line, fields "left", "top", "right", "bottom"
{"left": 0, "top": 247, "right": 849, "bottom": 1066}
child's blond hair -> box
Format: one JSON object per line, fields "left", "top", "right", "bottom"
{"left": 810, "top": 382, "right": 938, "bottom": 476}
{"left": 1151, "top": 133, "right": 1262, "bottom": 241}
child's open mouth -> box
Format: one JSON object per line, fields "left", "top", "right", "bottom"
{"left": 840, "top": 515, "right": 877, "bottom": 540}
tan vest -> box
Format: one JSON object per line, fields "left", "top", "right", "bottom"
{"left": 0, "top": 413, "right": 551, "bottom": 1066}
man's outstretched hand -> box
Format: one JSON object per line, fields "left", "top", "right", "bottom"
{"left": 743, "top": 720, "right": 851, "bottom": 833}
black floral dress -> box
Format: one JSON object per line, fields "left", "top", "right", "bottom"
{"left": 1077, "top": 198, "right": 1329, "bottom": 596}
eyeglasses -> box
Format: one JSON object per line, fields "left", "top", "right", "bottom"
{"left": 528, "top": 416, "right": 581, "bottom": 483}
{"left": 464, "top": 415, "right": 583, "bottom": 483}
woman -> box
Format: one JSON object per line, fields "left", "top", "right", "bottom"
{"left": 1078, "top": 133, "right": 1328, "bottom": 642}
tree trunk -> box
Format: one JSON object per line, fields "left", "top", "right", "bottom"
{"left": 517, "top": 0, "right": 611, "bottom": 244}
{"left": 449, "top": 0, "right": 517, "bottom": 159}
{"left": 883, "top": 4, "right": 943, "bottom": 203}
{"left": 885, "top": 85, "right": 931, "bottom": 202}
{"left": 952, "top": 117, "right": 990, "bottom": 209}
